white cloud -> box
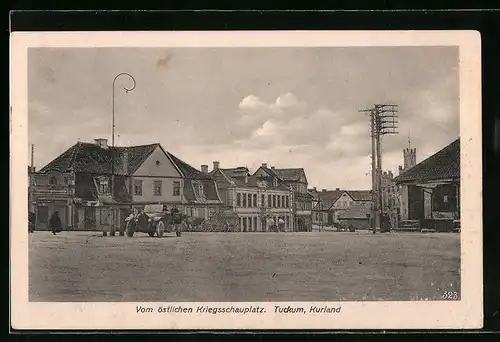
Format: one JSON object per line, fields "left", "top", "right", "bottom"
{"left": 238, "top": 94, "right": 268, "bottom": 109}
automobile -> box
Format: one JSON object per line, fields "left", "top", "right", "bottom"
{"left": 124, "top": 204, "right": 183, "bottom": 238}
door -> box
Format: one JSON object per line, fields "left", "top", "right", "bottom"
{"left": 84, "top": 207, "right": 96, "bottom": 231}
{"left": 423, "top": 189, "right": 432, "bottom": 219}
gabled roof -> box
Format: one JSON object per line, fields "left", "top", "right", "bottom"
{"left": 346, "top": 190, "right": 372, "bottom": 201}
{"left": 39, "top": 142, "right": 158, "bottom": 175}
{"left": 38, "top": 141, "right": 211, "bottom": 180}
{"left": 312, "top": 190, "right": 345, "bottom": 209}
{"left": 165, "top": 151, "right": 211, "bottom": 180}
{"left": 271, "top": 168, "right": 307, "bottom": 183}
{"left": 394, "top": 138, "right": 460, "bottom": 184}
{"left": 214, "top": 168, "right": 289, "bottom": 191}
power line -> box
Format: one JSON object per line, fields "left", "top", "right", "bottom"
{"left": 359, "top": 104, "right": 399, "bottom": 234}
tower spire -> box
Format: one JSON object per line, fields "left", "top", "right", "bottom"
{"left": 408, "top": 130, "right": 411, "bottom": 150}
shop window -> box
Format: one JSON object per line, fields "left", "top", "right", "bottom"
{"left": 38, "top": 206, "right": 48, "bottom": 223}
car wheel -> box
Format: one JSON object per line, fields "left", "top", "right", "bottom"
{"left": 176, "top": 228, "right": 182, "bottom": 237}
{"left": 156, "top": 221, "right": 165, "bottom": 237}
{"left": 126, "top": 220, "right": 135, "bottom": 237}
{"left": 148, "top": 232, "right": 155, "bottom": 237}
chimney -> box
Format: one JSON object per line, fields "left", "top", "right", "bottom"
{"left": 201, "top": 165, "right": 209, "bottom": 173}
{"left": 262, "top": 163, "right": 267, "bottom": 168}
{"left": 313, "top": 187, "right": 317, "bottom": 191}
{"left": 271, "top": 166, "right": 275, "bottom": 170}
{"left": 335, "top": 187, "right": 340, "bottom": 191}
{"left": 122, "top": 151, "right": 129, "bottom": 174}
{"left": 94, "top": 138, "right": 109, "bottom": 149}
{"left": 213, "top": 161, "right": 220, "bottom": 171}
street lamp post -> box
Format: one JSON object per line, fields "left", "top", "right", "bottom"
{"left": 107, "top": 73, "right": 136, "bottom": 237}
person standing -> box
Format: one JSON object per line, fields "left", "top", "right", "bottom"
{"left": 49, "top": 211, "right": 62, "bottom": 235}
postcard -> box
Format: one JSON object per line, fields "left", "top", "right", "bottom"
{"left": 10, "top": 30, "right": 483, "bottom": 330}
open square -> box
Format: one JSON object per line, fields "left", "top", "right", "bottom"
{"left": 29, "top": 231, "right": 460, "bottom": 302}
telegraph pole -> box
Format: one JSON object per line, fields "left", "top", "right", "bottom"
{"left": 360, "top": 104, "right": 398, "bottom": 234}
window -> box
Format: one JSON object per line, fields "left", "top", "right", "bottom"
{"left": 249, "top": 217, "right": 253, "bottom": 231}
{"left": 154, "top": 180, "right": 162, "bottom": 196}
{"left": 277, "top": 195, "right": 281, "bottom": 208}
{"left": 286, "top": 196, "right": 289, "bottom": 208}
{"left": 242, "top": 193, "right": 247, "bottom": 207}
{"left": 261, "top": 194, "right": 265, "bottom": 207}
{"left": 268, "top": 195, "right": 271, "bottom": 208}
{"left": 254, "top": 217, "right": 258, "bottom": 232}
{"left": 95, "top": 176, "right": 110, "bottom": 194}
{"left": 134, "top": 180, "right": 143, "bottom": 195}
{"left": 272, "top": 195, "right": 276, "bottom": 208}
{"left": 239, "top": 217, "right": 242, "bottom": 231}
{"left": 253, "top": 194, "right": 257, "bottom": 208}
{"left": 173, "top": 181, "right": 181, "bottom": 196}
{"left": 286, "top": 215, "right": 289, "bottom": 228}
{"left": 49, "top": 176, "right": 58, "bottom": 186}
{"left": 38, "top": 206, "right": 48, "bottom": 223}
{"left": 443, "top": 195, "right": 448, "bottom": 203}
{"left": 248, "top": 194, "right": 252, "bottom": 207}
{"left": 243, "top": 217, "right": 247, "bottom": 232}
{"left": 237, "top": 193, "right": 241, "bottom": 207}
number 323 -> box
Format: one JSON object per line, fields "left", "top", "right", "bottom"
{"left": 442, "top": 291, "right": 459, "bottom": 300}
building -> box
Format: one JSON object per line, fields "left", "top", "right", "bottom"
{"left": 28, "top": 166, "right": 36, "bottom": 214}
{"left": 309, "top": 188, "right": 372, "bottom": 227}
{"left": 398, "top": 144, "right": 417, "bottom": 175}
{"left": 337, "top": 201, "right": 373, "bottom": 230}
{"left": 381, "top": 170, "right": 400, "bottom": 229}
{"left": 209, "top": 162, "right": 294, "bottom": 232}
{"left": 253, "top": 164, "right": 312, "bottom": 232}
{"left": 394, "top": 138, "right": 460, "bottom": 232}
{"left": 31, "top": 138, "right": 222, "bottom": 232}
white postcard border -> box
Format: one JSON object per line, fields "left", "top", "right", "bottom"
{"left": 10, "top": 30, "right": 483, "bottom": 330}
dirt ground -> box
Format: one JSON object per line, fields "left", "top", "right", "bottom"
{"left": 29, "top": 231, "right": 461, "bottom": 302}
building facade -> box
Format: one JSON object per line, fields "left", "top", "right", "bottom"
{"left": 210, "top": 162, "right": 294, "bottom": 232}
{"left": 253, "top": 164, "right": 312, "bottom": 232}
{"left": 31, "top": 139, "right": 222, "bottom": 233}
{"left": 394, "top": 138, "right": 460, "bottom": 232}
{"left": 309, "top": 188, "right": 372, "bottom": 228}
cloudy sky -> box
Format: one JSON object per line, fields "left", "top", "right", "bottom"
{"left": 28, "top": 46, "right": 459, "bottom": 190}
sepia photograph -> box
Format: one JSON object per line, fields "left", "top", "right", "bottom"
{"left": 10, "top": 31, "right": 482, "bottom": 330}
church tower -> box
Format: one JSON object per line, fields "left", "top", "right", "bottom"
{"left": 398, "top": 136, "right": 417, "bottom": 174}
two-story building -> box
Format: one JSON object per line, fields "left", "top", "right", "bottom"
{"left": 253, "top": 164, "right": 312, "bottom": 232}
{"left": 209, "top": 162, "right": 294, "bottom": 232}
{"left": 31, "top": 138, "right": 222, "bottom": 234}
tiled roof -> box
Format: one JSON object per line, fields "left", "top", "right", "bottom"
{"left": 394, "top": 138, "right": 460, "bottom": 184}
{"left": 39, "top": 142, "right": 158, "bottom": 175}
{"left": 39, "top": 141, "right": 213, "bottom": 181}
{"left": 74, "top": 173, "right": 132, "bottom": 202}
{"left": 183, "top": 179, "right": 222, "bottom": 203}
{"left": 269, "top": 168, "right": 306, "bottom": 182}
{"left": 165, "top": 151, "right": 211, "bottom": 180}
{"left": 312, "top": 190, "right": 344, "bottom": 209}
{"left": 214, "top": 168, "right": 289, "bottom": 191}
{"left": 337, "top": 202, "right": 372, "bottom": 219}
